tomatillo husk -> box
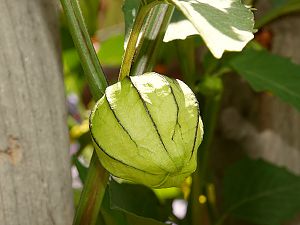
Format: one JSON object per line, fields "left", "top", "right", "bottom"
{"left": 90, "top": 72, "right": 203, "bottom": 188}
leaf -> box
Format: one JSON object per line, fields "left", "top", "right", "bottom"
{"left": 101, "top": 192, "right": 129, "bottom": 225}
{"left": 164, "top": 9, "right": 198, "bottom": 42}
{"left": 222, "top": 158, "right": 300, "bottom": 225}
{"left": 164, "top": 0, "right": 254, "bottom": 58}
{"left": 101, "top": 184, "right": 168, "bottom": 225}
{"left": 230, "top": 48, "right": 300, "bottom": 111}
{"left": 108, "top": 179, "right": 171, "bottom": 221}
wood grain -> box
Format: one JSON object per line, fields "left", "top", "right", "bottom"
{"left": 0, "top": 0, "right": 74, "bottom": 224}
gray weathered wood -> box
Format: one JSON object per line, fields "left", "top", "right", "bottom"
{"left": 0, "top": 0, "right": 74, "bottom": 225}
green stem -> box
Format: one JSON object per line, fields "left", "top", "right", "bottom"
{"left": 176, "top": 38, "right": 196, "bottom": 87}
{"left": 60, "top": 1, "right": 109, "bottom": 225}
{"left": 118, "top": 1, "right": 159, "bottom": 80}
{"left": 131, "top": 5, "right": 175, "bottom": 75}
{"left": 60, "top": 0, "right": 108, "bottom": 100}
{"left": 73, "top": 153, "right": 109, "bottom": 225}
{"left": 191, "top": 85, "right": 223, "bottom": 225}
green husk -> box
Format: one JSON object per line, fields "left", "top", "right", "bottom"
{"left": 90, "top": 72, "right": 203, "bottom": 188}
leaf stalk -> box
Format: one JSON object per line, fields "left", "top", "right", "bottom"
{"left": 118, "top": 1, "right": 160, "bottom": 80}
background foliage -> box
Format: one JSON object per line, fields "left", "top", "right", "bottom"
{"left": 60, "top": 0, "right": 300, "bottom": 225}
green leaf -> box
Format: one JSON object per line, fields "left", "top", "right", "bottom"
{"left": 164, "top": 8, "right": 193, "bottom": 41}
{"left": 101, "top": 184, "right": 168, "bottom": 225}
{"left": 164, "top": 0, "right": 254, "bottom": 58}
{"left": 109, "top": 179, "right": 171, "bottom": 221}
{"left": 101, "top": 190, "right": 130, "bottom": 225}
{"left": 230, "top": 48, "right": 300, "bottom": 111}
{"left": 222, "top": 158, "right": 300, "bottom": 225}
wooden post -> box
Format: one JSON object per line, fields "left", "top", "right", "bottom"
{"left": 0, "top": 1, "right": 74, "bottom": 224}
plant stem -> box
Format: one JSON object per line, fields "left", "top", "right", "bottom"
{"left": 118, "top": 1, "right": 159, "bottom": 80}
{"left": 60, "top": 0, "right": 108, "bottom": 100}
{"left": 131, "top": 4, "right": 174, "bottom": 75}
{"left": 190, "top": 83, "right": 223, "bottom": 225}
{"left": 73, "top": 153, "right": 109, "bottom": 225}
{"left": 60, "top": 0, "right": 109, "bottom": 225}
{"left": 176, "top": 37, "right": 196, "bottom": 87}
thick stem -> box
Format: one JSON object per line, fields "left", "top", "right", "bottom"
{"left": 118, "top": 1, "right": 159, "bottom": 80}
{"left": 60, "top": 1, "right": 109, "bottom": 225}
{"left": 60, "top": 0, "right": 108, "bottom": 100}
{"left": 190, "top": 85, "right": 223, "bottom": 225}
{"left": 73, "top": 152, "right": 109, "bottom": 225}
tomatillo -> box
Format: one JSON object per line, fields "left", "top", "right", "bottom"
{"left": 90, "top": 72, "right": 203, "bottom": 188}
